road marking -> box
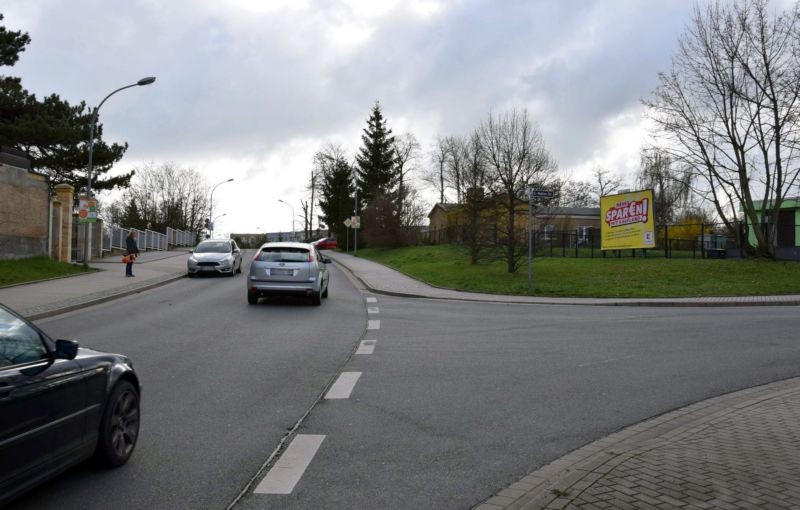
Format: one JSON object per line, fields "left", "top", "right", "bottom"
{"left": 367, "top": 307, "right": 379, "bottom": 314}
{"left": 254, "top": 434, "right": 325, "bottom": 494}
{"left": 325, "top": 372, "right": 362, "bottom": 399}
{"left": 356, "top": 340, "right": 376, "bottom": 354}
{"left": 366, "top": 297, "right": 377, "bottom": 303}
{"left": 367, "top": 319, "right": 380, "bottom": 330}
{"left": 578, "top": 355, "right": 635, "bottom": 368}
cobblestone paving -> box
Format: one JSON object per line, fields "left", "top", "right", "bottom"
{"left": 476, "top": 378, "right": 800, "bottom": 510}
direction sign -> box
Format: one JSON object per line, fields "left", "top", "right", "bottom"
{"left": 529, "top": 189, "right": 554, "bottom": 198}
{"left": 344, "top": 218, "right": 352, "bottom": 227}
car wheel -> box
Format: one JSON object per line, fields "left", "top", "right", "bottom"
{"left": 311, "top": 291, "right": 322, "bottom": 306}
{"left": 95, "top": 380, "right": 140, "bottom": 468}
{"left": 187, "top": 272, "right": 194, "bottom": 278}
{"left": 248, "top": 292, "right": 258, "bottom": 305}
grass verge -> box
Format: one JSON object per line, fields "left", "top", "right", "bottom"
{"left": 0, "top": 256, "right": 97, "bottom": 287}
{"left": 355, "top": 244, "right": 800, "bottom": 298}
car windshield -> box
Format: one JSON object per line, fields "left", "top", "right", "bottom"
{"left": 195, "top": 242, "right": 229, "bottom": 253}
{"left": 257, "top": 247, "right": 310, "bottom": 262}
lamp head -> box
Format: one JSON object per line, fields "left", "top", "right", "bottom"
{"left": 137, "top": 76, "right": 156, "bottom": 86}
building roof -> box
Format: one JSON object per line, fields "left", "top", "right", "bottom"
{"left": 537, "top": 206, "right": 600, "bottom": 218}
{"left": 427, "top": 203, "right": 459, "bottom": 218}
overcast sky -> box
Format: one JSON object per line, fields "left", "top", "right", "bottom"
{"left": 2, "top": 0, "right": 755, "bottom": 234}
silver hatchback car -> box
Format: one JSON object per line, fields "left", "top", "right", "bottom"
{"left": 188, "top": 239, "right": 243, "bottom": 276}
{"left": 247, "top": 242, "right": 331, "bottom": 305}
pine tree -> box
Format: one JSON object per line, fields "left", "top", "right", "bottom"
{"left": 318, "top": 157, "right": 355, "bottom": 243}
{"left": 0, "top": 13, "right": 130, "bottom": 196}
{"left": 355, "top": 102, "right": 396, "bottom": 204}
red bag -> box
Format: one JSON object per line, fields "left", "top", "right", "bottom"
{"left": 122, "top": 255, "right": 132, "bottom": 263}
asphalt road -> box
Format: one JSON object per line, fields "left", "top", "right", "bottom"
{"left": 7, "top": 258, "right": 366, "bottom": 510}
{"left": 234, "top": 295, "right": 800, "bottom": 510}
{"left": 7, "top": 258, "right": 800, "bottom": 510}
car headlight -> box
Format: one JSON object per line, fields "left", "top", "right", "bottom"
{"left": 188, "top": 256, "right": 197, "bottom": 264}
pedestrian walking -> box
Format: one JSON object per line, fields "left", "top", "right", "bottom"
{"left": 125, "top": 231, "right": 140, "bottom": 277}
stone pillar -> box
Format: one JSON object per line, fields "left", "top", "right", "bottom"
{"left": 51, "top": 199, "right": 62, "bottom": 260}
{"left": 54, "top": 184, "right": 74, "bottom": 262}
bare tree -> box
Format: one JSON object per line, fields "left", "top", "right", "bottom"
{"left": 593, "top": 167, "right": 623, "bottom": 198}
{"left": 645, "top": 0, "right": 800, "bottom": 257}
{"left": 637, "top": 148, "right": 693, "bottom": 224}
{"left": 393, "top": 132, "right": 421, "bottom": 217}
{"left": 560, "top": 179, "right": 597, "bottom": 207}
{"left": 479, "top": 109, "right": 558, "bottom": 273}
{"left": 422, "top": 136, "right": 450, "bottom": 204}
{"left": 457, "top": 131, "right": 494, "bottom": 264}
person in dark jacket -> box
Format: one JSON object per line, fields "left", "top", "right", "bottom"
{"left": 125, "top": 231, "right": 140, "bottom": 277}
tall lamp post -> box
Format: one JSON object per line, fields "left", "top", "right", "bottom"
{"left": 83, "top": 76, "right": 156, "bottom": 267}
{"left": 209, "top": 178, "right": 234, "bottom": 237}
{"left": 278, "top": 199, "right": 295, "bottom": 241}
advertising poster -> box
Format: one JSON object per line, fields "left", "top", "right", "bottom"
{"left": 78, "top": 195, "right": 98, "bottom": 223}
{"left": 600, "top": 189, "right": 656, "bottom": 250}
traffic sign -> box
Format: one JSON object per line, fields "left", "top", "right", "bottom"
{"left": 351, "top": 215, "right": 361, "bottom": 229}
{"left": 344, "top": 218, "right": 352, "bottom": 227}
{"left": 529, "top": 189, "right": 554, "bottom": 198}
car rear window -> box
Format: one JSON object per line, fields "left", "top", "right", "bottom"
{"left": 257, "top": 247, "right": 310, "bottom": 262}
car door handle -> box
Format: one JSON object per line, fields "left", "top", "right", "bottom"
{"left": 0, "top": 383, "right": 13, "bottom": 399}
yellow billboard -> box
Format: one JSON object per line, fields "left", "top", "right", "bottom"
{"left": 600, "top": 189, "right": 656, "bottom": 250}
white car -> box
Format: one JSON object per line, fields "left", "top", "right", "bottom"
{"left": 187, "top": 239, "right": 242, "bottom": 277}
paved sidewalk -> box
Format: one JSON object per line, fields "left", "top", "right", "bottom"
{"left": 325, "top": 251, "right": 800, "bottom": 307}
{"left": 475, "top": 377, "right": 800, "bottom": 510}
{"left": 0, "top": 249, "right": 190, "bottom": 319}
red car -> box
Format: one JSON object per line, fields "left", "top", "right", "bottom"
{"left": 313, "top": 237, "right": 337, "bottom": 250}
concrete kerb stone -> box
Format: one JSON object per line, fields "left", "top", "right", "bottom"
{"left": 24, "top": 271, "right": 186, "bottom": 320}
{"left": 473, "top": 376, "right": 800, "bottom": 510}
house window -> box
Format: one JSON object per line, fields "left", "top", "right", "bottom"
{"left": 540, "top": 224, "right": 555, "bottom": 240}
{"left": 577, "top": 226, "right": 592, "bottom": 245}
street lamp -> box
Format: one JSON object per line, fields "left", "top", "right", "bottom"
{"left": 278, "top": 199, "right": 295, "bottom": 241}
{"left": 209, "top": 178, "right": 234, "bottom": 237}
{"left": 83, "top": 76, "right": 156, "bottom": 267}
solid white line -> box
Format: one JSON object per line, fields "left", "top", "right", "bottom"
{"left": 367, "top": 307, "right": 379, "bottom": 314}
{"left": 367, "top": 319, "right": 380, "bottom": 330}
{"left": 254, "top": 434, "right": 325, "bottom": 494}
{"left": 366, "top": 297, "right": 377, "bottom": 303}
{"left": 325, "top": 372, "right": 362, "bottom": 399}
{"left": 356, "top": 340, "right": 376, "bottom": 355}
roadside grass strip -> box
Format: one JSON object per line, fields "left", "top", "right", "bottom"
{"left": 356, "top": 340, "right": 376, "bottom": 355}
{"left": 367, "top": 319, "right": 380, "bottom": 330}
{"left": 325, "top": 372, "right": 362, "bottom": 399}
{"left": 254, "top": 435, "right": 326, "bottom": 494}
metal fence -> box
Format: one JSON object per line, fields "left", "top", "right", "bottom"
{"left": 425, "top": 221, "right": 796, "bottom": 259}
{"left": 71, "top": 218, "right": 197, "bottom": 262}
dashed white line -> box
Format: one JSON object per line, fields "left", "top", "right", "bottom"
{"left": 325, "top": 372, "right": 362, "bottom": 399}
{"left": 254, "top": 434, "right": 326, "bottom": 494}
{"left": 367, "top": 319, "right": 380, "bottom": 330}
{"left": 366, "top": 297, "right": 377, "bottom": 303}
{"left": 356, "top": 340, "right": 376, "bottom": 355}
{"left": 367, "top": 307, "right": 379, "bottom": 314}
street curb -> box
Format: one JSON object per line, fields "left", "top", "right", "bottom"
{"left": 26, "top": 272, "right": 187, "bottom": 321}
{"left": 329, "top": 256, "right": 800, "bottom": 307}
{"left": 473, "top": 376, "right": 800, "bottom": 510}
{"left": 0, "top": 267, "right": 103, "bottom": 290}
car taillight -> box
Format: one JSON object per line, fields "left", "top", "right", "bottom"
{"left": 308, "top": 252, "right": 315, "bottom": 262}
{"left": 253, "top": 251, "right": 262, "bottom": 261}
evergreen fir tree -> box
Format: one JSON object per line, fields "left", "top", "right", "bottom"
{"left": 318, "top": 157, "right": 355, "bottom": 243}
{"left": 355, "top": 102, "right": 396, "bottom": 204}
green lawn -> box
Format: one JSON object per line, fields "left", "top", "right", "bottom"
{"left": 0, "top": 256, "right": 96, "bottom": 287}
{"left": 354, "top": 244, "right": 800, "bottom": 298}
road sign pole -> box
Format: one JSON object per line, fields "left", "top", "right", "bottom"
{"left": 528, "top": 189, "right": 532, "bottom": 292}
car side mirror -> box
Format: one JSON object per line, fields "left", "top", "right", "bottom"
{"left": 323, "top": 257, "right": 332, "bottom": 264}
{"left": 55, "top": 339, "right": 79, "bottom": 360}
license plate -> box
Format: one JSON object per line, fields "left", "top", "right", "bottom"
{"left": 271, "top": 268, "right": 292, "bottom": 276}
{"left": 202, "top": 266, "right": 214, "bottom": 271}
